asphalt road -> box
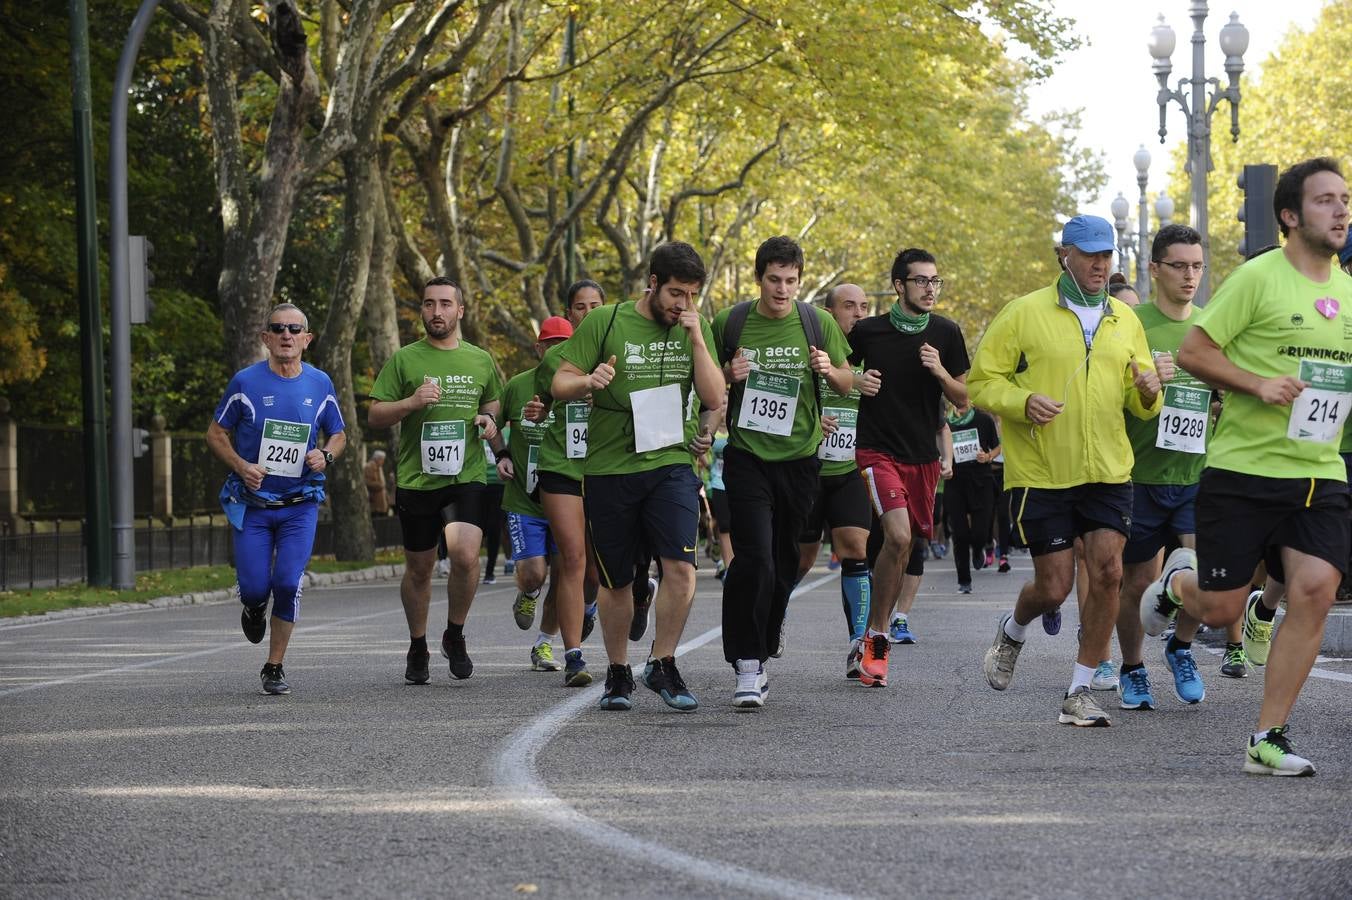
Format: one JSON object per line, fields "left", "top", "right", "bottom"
{"left": 3, "top": 555, "right": 1351, "bottom": 898}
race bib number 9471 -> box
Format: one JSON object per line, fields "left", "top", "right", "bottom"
{"left": 421, "top": 420, "right": 466, "bottom": 476}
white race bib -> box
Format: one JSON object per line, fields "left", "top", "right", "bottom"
{"left": 737, "top": 369, "right": 800, "bottom": 437}
{"left": 818, "top": 406, "right": 857, "bottom": 462}
{"left": 421, "top": 420, "right": 466, "bottom": 476}
{"left": 565, "top": 402, "right": 589, "bottom": 459}
{"left": 526, "top": 444, "right": 539, "bottom": 494}
{"left": 1289, "top": 359, "right": 1352, "bottom": 443}
{"left": 258, "top": 419, "right": 310, "bottom": 478}
{"left": 952, "top": 427, "right": 980, "bottom": 465}
{"left": 632, "top": 382, "right": 683, "bottom": 452}
{"left": 1155, "top": 384, "right": 1210, "bottom": 454}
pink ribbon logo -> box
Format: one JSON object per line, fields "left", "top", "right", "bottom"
{"left": 1315, "top": 297, "right": 1340, "bottom": 319}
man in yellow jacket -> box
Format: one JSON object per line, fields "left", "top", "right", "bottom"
{"left": 969, "top": 214, "right": 1162, "bottom": 727}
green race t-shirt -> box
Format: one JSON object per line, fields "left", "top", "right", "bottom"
{"left": 1126, "top": 302, "right": 1211, "bottom": 485}
{"left": 817, "top": 364, "right": 863, "bottom": 477}
{"left": 369, "top": 338, "right": 503, "bottom": 490}
{"left": 559, "top": 301, "right": 717, "bottom": 476}
{"left": 535, "top": 340, "right": 587, "bottom": 482}
{"left": 500, "top": 368, "right": 551, "bottom": 517}
{"left": 712, "top": 303, "right": 851, "bottom": 461}
{"left": 1195, "top": 249, "right": 1352, "bottom": 481}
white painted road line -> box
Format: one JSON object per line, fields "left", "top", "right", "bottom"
{"left": 492, "top": 572, "right": 852, "bottom": 900}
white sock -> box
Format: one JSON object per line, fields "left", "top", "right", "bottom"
{"left": 534, "top": 631, "right": 554, "bottom": 647}
{"left": 1252, "top": 728, "right": 1272, "bottom": 744}
{"left": 867, "top": 627, "right": 886, "bottom": 639}
{"left": 1069, "top": 663, "right": 1095, "bottom": 694}
{"left": 1002, "top": 613, "right": 1027, "bottom": 642}
{"left": 526, "top": 587, "right": 541, "bottom": 599}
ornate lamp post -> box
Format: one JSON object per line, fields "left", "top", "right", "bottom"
{"left": 1110, "top": 192, "right": 1136, "bottom": 281}
{"left": 1156, "top": 190, "right": 1176, "bottom": 228}
{"left": 1133, "top": 145, "right": 1152, "bottom": 297}
{"left": 1149, "top": 3, "right": 1249, "bottom": 305}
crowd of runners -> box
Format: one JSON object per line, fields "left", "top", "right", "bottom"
{"left": 208, "top": 156, "right": 1352, "bottom": 777}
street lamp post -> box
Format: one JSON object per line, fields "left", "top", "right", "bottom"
{"left": 1134, "top": 145, "right": 1152, "bottom": 298}
{"left": 1110, "top": 192, "right": 1135, "bottom": 281}
{"left": 1149, "top": 2, "right": 1249, "bottom": 305}
{"left": 1156, "top": 190, "right": 1175, "bottom": 228}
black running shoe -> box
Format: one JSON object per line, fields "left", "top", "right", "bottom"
{"left": 599, "top": 664, "right": 635, "bottom": 710}
{"left": 581, "top": 603, "right": 598, "bottom": 642}
{"left": 440, "top": 630, "right": 473, "bottom": 680}
{"left": 260, "top": 663, "right": 290, "bottom": 695}
{"left": 642, "top": 656, "right": 698, "bottom": 710}
{"left": 241, "top": 603, "right": 267, "bottom": 644}
{"left": 629, "top": 577, "right": 656, "bottom": 642}
{"left": 405, "top": 643, "right": 430, "bottom": 684}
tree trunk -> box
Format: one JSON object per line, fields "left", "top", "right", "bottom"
{"left": 365, "top": 159, "right": 402, "bottom": 456}
{"left": 314, "top": 148, "right": 380, "bottom": 561}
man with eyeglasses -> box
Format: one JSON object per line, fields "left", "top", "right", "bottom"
{"left": 369, "top": 276, "right": 504, "bottom": 685}
{"left": 969, "top": 215, "right": 1161, "bottom": 727}
{"left": 1109, "top": 224, "right": 1249, "bottom": 716}
{"left": 207, "top": 303, "right": 346, "bottom": 695}
{"left": 1141, "top": 158, "right": 1352, "bottom": 775}
{"left": 847, "top": 247, "right": 969, "bottom": 687}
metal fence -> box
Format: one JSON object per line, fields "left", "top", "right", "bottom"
{"left": 0, "top": 515, "right": 405, "bottom": 592}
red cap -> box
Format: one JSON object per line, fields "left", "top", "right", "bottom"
{"left": 537, "top": 316, "right": 573, "bottom": 342}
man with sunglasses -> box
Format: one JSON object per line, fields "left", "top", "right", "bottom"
{"left": 207, "top": 304, "right": 346, "bottom": 695}
{"left": 369, "top": 276, "right": 503, "bottom": 685}
{"left": 847, "top": 248, "right": 969, "bottom": 688}
{"left": 969, "top": 215, "right": 1161, "bottom": 727}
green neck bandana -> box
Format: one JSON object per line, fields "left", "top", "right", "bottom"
{"left": 889, "top": 301, "right": 930, "bottom": 334}
{"left": 1058, "top": 272, "right": 1107, "bottom": 308}
{"left": 947, "top": 407, "right": 975, "bottom": 427}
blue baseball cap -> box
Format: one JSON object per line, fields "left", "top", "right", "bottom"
{"left": 1061, "top": 215, "right": 1116, "bottom": 253}
{"left": 1339, "top": 236, "right": 1352, "bottom": 267}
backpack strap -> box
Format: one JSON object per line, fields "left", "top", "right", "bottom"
{"left": 720, "top": 301, "right": 754, "bottom": 363}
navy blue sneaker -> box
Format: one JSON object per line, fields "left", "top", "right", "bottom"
{"left": 1041, "top": 610, "right": 1062, "bottom": 636}
{"left": 642, "top": 656, "right": 698, "bottom": 711}
{"left": 1164, "top": 644, "right": 1205, "bottom": 704}
{"left": 888, "top": 616, "right": 916, "bottom": 644}
{"left": 563, "top": 648, "right": 592, "bottom": 687}
{"left": 599, "top": 664, "right": 634, "bottom": 710}
{"left": 1117, "top": 667, "right": 1155, "bottom": 710}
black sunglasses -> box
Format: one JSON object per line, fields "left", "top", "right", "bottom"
{"left": 266, "top": 322, "right": 305, "bottom": 335}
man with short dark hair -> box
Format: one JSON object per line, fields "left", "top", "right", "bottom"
{"left": 848, "top": 247, "right": 969, "bottom": 687}
{"left": 553, "top": 241, "right": 726, "bottom": 711}
{"left": 207, "top": 303, "right": 346, "bottom": 695}
{"left": 1144, "top": 158, "right": 1352, "bottom": 775}
{"left": 368, "top": 277, "right": 503, "bottom": 685}
{"left": 970, "top": 215, "right": 1161, "bottom": 727}
{"left": 713, "top": 236, "right": 854, "bottom": 706}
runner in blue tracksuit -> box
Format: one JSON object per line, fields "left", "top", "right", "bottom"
{"left": 206, "top": 303, "right": 346, "bottom": 695}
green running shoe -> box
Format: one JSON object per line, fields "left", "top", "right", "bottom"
{"left": 512, "top": 591, "right": 538, "bottom": 630}
{"left": 1242, "top": 591, "right": 1274, "bottom": 667}
{"left": 1244, "top": 726, "right": 1315, "bottom": 776}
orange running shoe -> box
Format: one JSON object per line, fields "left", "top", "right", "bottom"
{"left": 859, "top": 633, "right": 889, "bottom": 687}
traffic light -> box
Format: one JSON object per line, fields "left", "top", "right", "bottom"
{"left": 128, "top": 234, "right": 154, "bottom": 324}
{"left": 1236, "top": 164, "right": 1278, "bottom": 259}
{"left": 132, "top": 427, "right": 149, "bottom": 459}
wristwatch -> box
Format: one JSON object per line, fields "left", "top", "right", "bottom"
{"left": 322, "top": 449, "right": 335, "bottom": 466}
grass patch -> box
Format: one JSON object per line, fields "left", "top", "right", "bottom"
{"left": 0, "top": 551, "right": 403, "bottom": 619}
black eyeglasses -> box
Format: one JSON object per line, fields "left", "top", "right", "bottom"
{"left": 904, "top": 276, "right": 944, "bottom": 290}
{"left": 266, "top": 322, "right": 305, "bottom": 334}
{"left": 1156, "top": 261, "right": 1206, "bottom": 274}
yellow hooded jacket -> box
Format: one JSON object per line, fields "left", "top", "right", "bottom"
{"left": 968, "top": 280, "right": 1162, "bottom": 490}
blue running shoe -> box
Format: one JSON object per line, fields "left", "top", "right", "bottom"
{"left": 1164, "top": 644, "right": 1205, "bottom": 704}
{"left": 1118, "top": 666, "right": 1155, "bottom": 710}
{"left": 642, "top": 656, "right": 698, "bottom": 711}
{"left": 888, "top": 615, "right": 916, "bottom": 645}
{"left": 1042, "top": 610, "right": 1062, "bottom": 636}
{"left": 581, "top": 601, "right": 598, "bottom": 642}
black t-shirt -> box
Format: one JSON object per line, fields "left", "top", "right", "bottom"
{"left": 949, "top": 409, "right": 999, "bottom": 481}
{"left": 848, "top": 313, "right": 970, "bottom": 463}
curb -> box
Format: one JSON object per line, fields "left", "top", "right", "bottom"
{"left": 0, "top": 564, "right": 405, "bottom": 629}
{"left": 1195, "top": 604, "right": 1352, "bottom": 658}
